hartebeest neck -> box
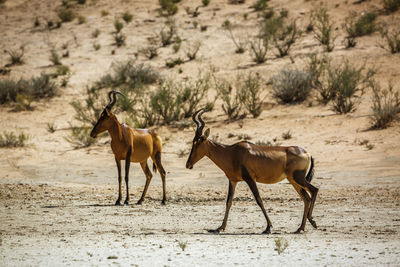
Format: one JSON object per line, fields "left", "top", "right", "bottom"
{"left": 107, "top": 118, "right": 123, "bottom": 142}
{"left": 204, "top": 139, "right": 232, "bottom": 173}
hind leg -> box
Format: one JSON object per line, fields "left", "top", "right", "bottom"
{"left": 154, "top": 152, "right": 167, "bottom": 205}
{"left": 137, "top": 161, "right": 152, "bottom": 205}
{"left": 289, "top": 181, "right": 312, "bottom": 233}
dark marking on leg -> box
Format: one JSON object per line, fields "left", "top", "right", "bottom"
{"left": 137, "top": 162, "right": 153, "bottom": 205}
{"left": 242, "top": 166, "right": 272, "bottom": 234}
{"left": 155, "top": 151, "right": 167, "bottom": 205}
{"left": 115, "top": 158, "right": 122, "bottom": 206}
{"left": 124, "top": 146, "right": 132, "bottom": 206}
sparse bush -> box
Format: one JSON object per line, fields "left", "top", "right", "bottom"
{"left": 166, "top": 58, "right": 184, "bottom": 68}
{"left": 114, "top": 19, "right": 124, "bottom": 33}
{"left": 77, "top": 0, "right": 86, "bottom": 4}
{"left": 15, "top": 94, "right": 33, "bottom": 111}
{"left": 0, "top": 131, "right": 29, "bottom": 148}
{"left": 159, "top": 0, "right": 179, "bottom": 16}
{"left": 77, "top": 15, "right": 86, "bottom": 24}
{"left": 93, "top": 43, "right": 101, "bottom": 50}
{"left": 178, "top": 241, "right": 187, "bottom": 251}
{"left": 180, "top": 71, "right": 212, "bottom": 117}
{"left": 122, "top": 12, "right": 133, "bottom": 23}
{"left": 101, "top": 10, "right": 109, "bottom": 16}
{"left": 140, "top": 41, "right": 159, "bottom": 59}
{"left": 185, "top": 40, "right": 202, "bottom": 60}
{"left": 249, "top": 35, "right": 268, "bottom": 64}
{"left": 64, "top": 125, "right": 96, "bottom": 148}
{"left": 282, "top": 130, "right": 292, "bottom": 140}
{"left": 47, "top": 122, "right": 57, "bottom": 133}
{"left": 159, "top": 18, "right": 177, "bottom": 46}
{"left": 329, "top": 61, "right": 375, "bottom": 114}
{"left": 222, "top": 20, "right": 247, "bottom": 53}
{"left": 113, "top": 33, "right": 126, "bottom": 47}
{"left": 58, "top": 8, "right": 75, "bottom": 22}
{"left": 29, "top": 74, "right": 58, "bottom": 99}
{"left": 215, "top": 77, "right": 244, "bottom": 119}
{"left": 380, "top": 27, "right": 400, "bottom": 54}
{"left": 271, "top": 69, "right": 313, "bottom": 104}
{"left": 237, "top": 133, "right": 251, "bottom": 140}
{"left": 274, "top": 237, "right": 289, "bottom": 255}
{"left": 5, "top": 45, "right": 25, "bottom": 66}
{"left": 306, "top": 53, "right": 333, "bottom": 104}
{"left": 237, "top": 72, "right": 264, "bottom": 118}
{"left": 261, "top": 16, "right": 302, "bottom": 57}
{"left": 370, "top": 81, "right": 400, "bottom": 129}
{"left": 202, "top": 0, "right": 210, "bottom": 6}
{"left": 49, "top": 48, "right": 61, "bottom": 65}
{"left": 312, "top": 7, "right": 336, "bottom": 52}
{"left": 92, "top": 29, "right": 100, "bottom": 38}
{"left": 150, "top": 79, "right": 183, "bottom": 124}
{"left": 251, "top": 0, "right": 268, "bottom": 11}
{"left": 383, "top": 0, "right": 400, "bottom": 13}
{"left": 343, "top": 11, "right": 377, "bottom": 48}
{"left": 56, "top": 65, "right": 70, "bottom": 76}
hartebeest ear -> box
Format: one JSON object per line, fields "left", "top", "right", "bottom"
{"left": 203, "top": 128, "right": 210, "bottom": 138}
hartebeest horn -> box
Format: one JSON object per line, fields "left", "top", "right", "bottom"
{"left": 106, "top": 90, "right": 125, "bottom": 110}
{"left": 192, "top": 108, "right": 206, "bottom": 137}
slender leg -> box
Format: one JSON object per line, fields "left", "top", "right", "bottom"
{"left": 209, "top": 180, "right": 237, "bottom": 234}
{"left": 241, "top": 166, "right": 272, "bottom": 234}
{"left": 137, "top": 161, "right": 153, "bottom": 205}
{"left": 124, "top": 146, "right": 132, "bottom": 206}
{"left": 305, "top": 185, "right": 319, "bottom": 228}
{"left": 115, "top": 157, "right": 122, "bottom": 206}
{"left": 154, "top": 152, "right": 167, "bottom": 205}
{"left": 290, "top": 182, "right": 311, "bottom": 233}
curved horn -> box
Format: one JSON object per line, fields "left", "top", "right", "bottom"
{"left": 192, "top": 109, "right": 202, "bottom": 129}
{"left": 106, "top": 90, "right": 125, "bottom": 110}
{"left": 197, "top": 109, "right": 206, "bottom": 135}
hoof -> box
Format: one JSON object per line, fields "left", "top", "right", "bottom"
{"left": 161, "top": 200, "right": 166, "bottom": 205}
{"left": 310, "top": 219, "right": 318, "bottom": 229}
{"left": 136, "top": 200, "right": 143, "bottom": 205}
{"left": 115, "top": 200, "right": 122, "bottom": 206}
{"left": 208, "top": 228, "right": 222, "bottom": 234}
{"left": 262, "top": 226, "right": 271, "bottom": 234}
{"left": 124, "top": 200, "right": 129, "bottom": 206}
{"left": 293, "top": 228, "right": 303, "bottom": 234}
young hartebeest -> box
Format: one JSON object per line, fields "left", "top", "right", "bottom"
{"left": 90, "top": 90, "right": 167, "bottom": 205}
{"left": 186, "top": 109, "right": 318, "bottom": 234}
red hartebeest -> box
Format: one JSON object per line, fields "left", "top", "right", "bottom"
{"left": 186, "top": 109, "right": 318, "bottom": 234}
{"left": 90, "top": 90, "right": 166, "bottom": 205}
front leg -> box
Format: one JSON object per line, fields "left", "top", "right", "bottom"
{"left": 124, "top": 146, "right": 132, "bottom": 206}
{"left": 208, "top": 180, "right": 237, "bottom": 234}
{"left": 115, "top": 158, "right": 122, "bottom": 206}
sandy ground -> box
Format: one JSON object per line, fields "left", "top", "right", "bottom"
{"left": 1, "top": 0, "right": 400, "bottom": 265}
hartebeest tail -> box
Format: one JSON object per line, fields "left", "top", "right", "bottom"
{"left": 186, "top": 109, "right": 319, "bottom": 234}
{"left": 90, "top": 90, "right": 167, "bottom": 205}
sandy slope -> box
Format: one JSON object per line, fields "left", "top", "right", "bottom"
{"left": 0, "top": 0, "right": 400, "bottom": 265}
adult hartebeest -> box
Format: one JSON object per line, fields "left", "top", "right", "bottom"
{"left": 90, "top": 90, "right": 166, "bottom": 205}
{"left": 186, "top": 109, "right": 318, "bottom": 234}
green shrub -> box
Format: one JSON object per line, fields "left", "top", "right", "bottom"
{"left": 166, "top": 58, "right": 184, "bottom": 68}
{"left": 237, "top": 72, "right": 264, "bottom": 118}
{"left": 306, "top": 53, "right": 332, "bottom": 104}
{"left": 343, "top": 12, "right": 377, "bottom": 48}
{"left": 251, "top": 0, "right": 268, "bottom": 11}
{"left": 261, "top": 16, "right": 302, "bottom": 57}
{"left": 101, "top": 10, "right": 109, "bottom": 16}
{"left": 15, "top": 94, "right": 33, "bottom": 111}
{"left": 77, "top": 0, "right": 86, "bottom": 4}
{"left": 122, "top": 12, "right": 133, "bottom": 23}
{"left": 159, "top": 18, "right": 177, "bottom": 46}
{"left": 180, "top": 71, "right": 212, "bottom": 117}
{"left": 274, "top": 237, "right": 289, "bottom": 255}
{"left": 215, "top": 77, "right": 244, "bottom": 119}
{"left": 159, "top": 0, "right": 178, "bottom": 16}
{"left": 383, "top": 0, "right": 400, "bottom": 13}
{"left": 113, "top": 33, "right": 126, "bottom": 47}
{"left": 312, "top": 7, "right": 336, "bottom": 52}
{"left": 29, "top": 74, "right": 58, "bottom": 99}
{"left": 114, "top": 19, "right": 124, "bottom": 33}
{"left": 329, "top": 61, "right": 375, "bottom": 114}
{"left": 92, "top": 29, "right": 100, "bottom": 38}
{"left": 150, "top": 80, "right": 183, "bottom": 124}
{"left": 77, "top": 15, "right": 86, "bottom": 24}
{"left": 140, "top": 41, "right": 159, "bottom": 59}
{"left": 58, "top": 8, "right": 75, "bottom": 22}
{"left": 202, "top": 0, "right": 210, "bottom": 6}
{"left": 271, "top": 69, "right": 313, "bottom": 104}
{"left": 56, "top": 65, "right": 70, "bottom": 76}
{"left": 0, "top": 131, "right": 29, "bottom": 147}
{"left": 370, "top": 82, "right": 400, "bottom": 129}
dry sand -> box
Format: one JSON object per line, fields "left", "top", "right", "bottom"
{"left": 1, "top": 0, "right": 400, "bottom": 266}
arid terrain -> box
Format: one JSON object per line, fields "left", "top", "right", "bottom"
{"left": 0, "top": 0, "right": 399, "bottom": 266}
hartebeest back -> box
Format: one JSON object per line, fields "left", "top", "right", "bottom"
{"left": 90, "top": 90, "right": 167, "bottom": 205}
{"left": 186, "top": 109, "right": 318, "bottom": 234}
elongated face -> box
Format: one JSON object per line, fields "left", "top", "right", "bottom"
{"left": 90, "top": 109, "right": 113, "bottom": 138}
{"left": 186, "top": 128, "right": 210, "bottom": 169}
